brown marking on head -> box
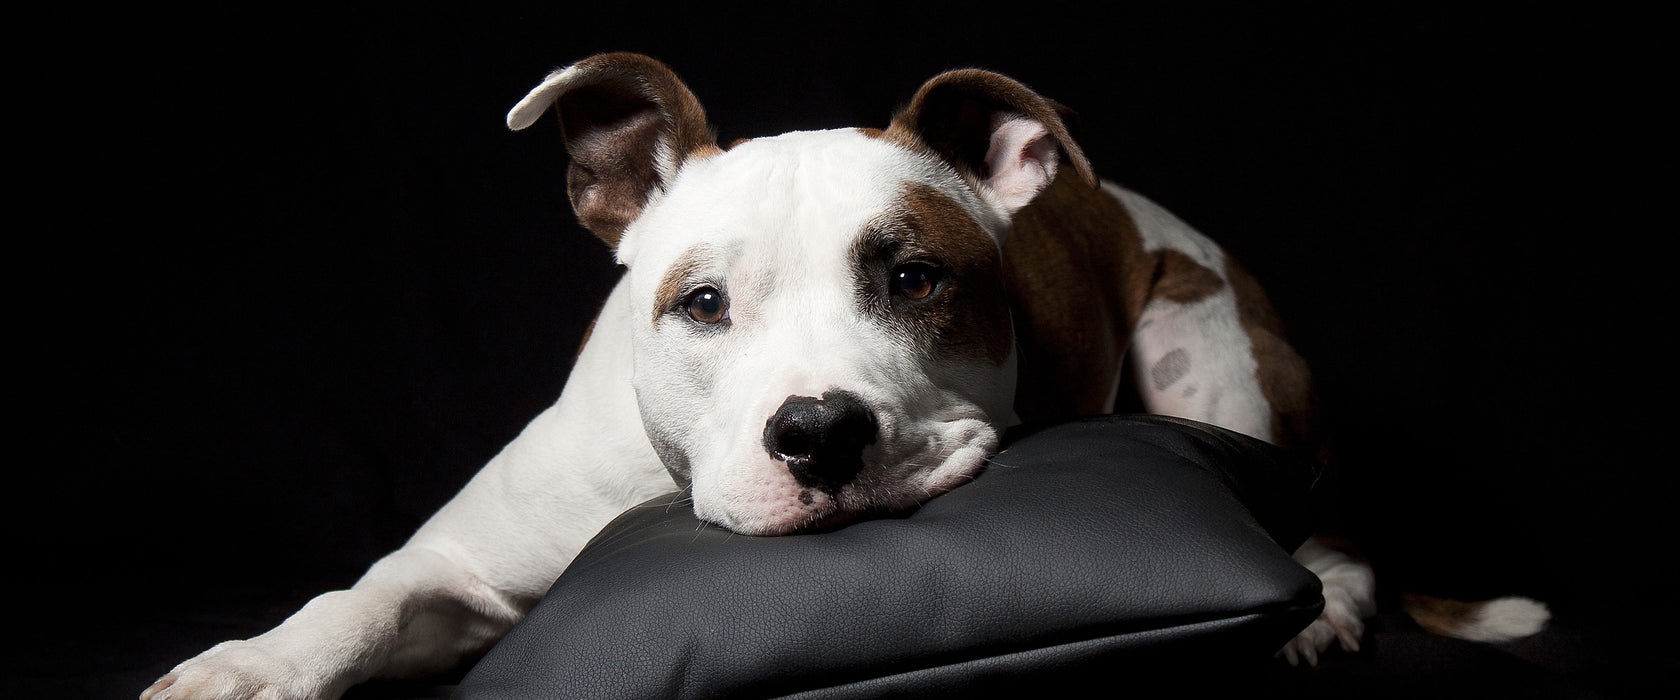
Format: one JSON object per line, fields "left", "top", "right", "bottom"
{"left": 858, "top": 182, "right": 1012, "bottom": 367}
{"left": 653, "top": 244, "right": 716, "bottom": 325}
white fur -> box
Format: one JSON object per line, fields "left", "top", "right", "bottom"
{"left": 1441, "top": 596, "right": 1552, "bottom": 644}
{"left": 1116, "top": 185, "right": 1226, "bottom": 270}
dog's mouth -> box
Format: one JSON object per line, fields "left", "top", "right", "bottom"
{"left": 696, "top": 412, "right": 1000, "bottom": 537}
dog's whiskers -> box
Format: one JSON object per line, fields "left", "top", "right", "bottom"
{"left": 624, "top": 485, "right": 695, "bottom": 512}
{"left": 663, "top": 484, "right": 695, "bottom": 513}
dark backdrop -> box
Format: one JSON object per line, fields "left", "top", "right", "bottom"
{"left": 28, "top": 3, "right": 1666, "bottom": 694}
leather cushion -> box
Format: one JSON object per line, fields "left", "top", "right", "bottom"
{"left": 455, "top": 415, "right": 1324, "bottom": 698}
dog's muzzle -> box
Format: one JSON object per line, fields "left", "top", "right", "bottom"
{"left": 762, "top": 390, "right": 879, "bottom": 494}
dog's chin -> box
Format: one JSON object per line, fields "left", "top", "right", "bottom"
{"left": 693, "top": 476, "right": 838, "bottom": 536}
{"left": 707, "top": 499, "right": 907, "bottom": 537}
{"left": 785, "top": 507, "right": 885, "bottom": 534}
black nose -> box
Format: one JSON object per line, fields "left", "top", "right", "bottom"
{"left": 763, "top": 390, "right": 879, "bottom": 492}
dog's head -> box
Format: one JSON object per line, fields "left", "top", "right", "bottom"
{"left": 509, "top": 53, "right": 1093, "bottom": 535}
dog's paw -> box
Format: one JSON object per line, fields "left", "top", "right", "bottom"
{"left": 1276, "top": 603, "right": 1366, "bottom": 666}
{"left": 140, "top": 640, "right": 325, "bottom": 700}
{"left": 1280, "top": 538, "right": 1377, "bottom": 666}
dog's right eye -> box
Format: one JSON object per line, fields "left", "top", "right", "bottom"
{"left": 890, "top": 262, "right": 944, "bottom": 301}
{"left": 686, "top": 288, "right": 727, "bottom": 324}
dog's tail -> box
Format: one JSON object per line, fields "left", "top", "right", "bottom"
{"left": 1295, "top": 538, "right": 1551, "bottom": 647}
{"left": 1400, "top": 593, "right": 1551, "bottom": 643}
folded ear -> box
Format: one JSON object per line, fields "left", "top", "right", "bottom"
{"left": 508, "top": 53, "right": 720, "bottom": 247}
{"left": 886, "top": 69, "right": 1096, "bottom": 220}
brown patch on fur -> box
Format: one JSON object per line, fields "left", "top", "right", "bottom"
{"left": 1003, "top": 170, "right": 1145, "bottom": 422}
{"left": 1134, "top": 243, "right": 1318, "bottom": 450}
{"left": 548, "top": 53, "right": 722, "bottom": 247}
{"left": 653, "top": 245, "right": 715, "bottom": 325}
{"left": 1004, "top": 171, "right": 1320, "bottom": 452}
{"left": 1401, "top": 594, "right": 1480, "bottom": 638}
{"left": 864, "top": 183, "right": 1013, "bottom": 367}
{"left": 1153, "top": 250, "right": 1225, "bottom": 302}
{"left": 1226, "top": 257, "right": 1321, "bottom": 453}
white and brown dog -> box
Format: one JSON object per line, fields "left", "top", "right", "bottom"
{"left": 144, "top": 53, "right": 1547, "bottom": 699}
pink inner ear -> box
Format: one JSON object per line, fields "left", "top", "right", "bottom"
{"left": 982, "top": 115, "right": 1061, "bottom": 215}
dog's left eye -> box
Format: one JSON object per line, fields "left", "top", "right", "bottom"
{"left": 686, "top": 287, "right": 728, "bottom": 324}
{"left": 891, "top": 262, "right": 944, "bottom": 301}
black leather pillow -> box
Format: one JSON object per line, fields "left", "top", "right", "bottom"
{"left": 455, "top": 415, "right": 1324, "bottom": 698}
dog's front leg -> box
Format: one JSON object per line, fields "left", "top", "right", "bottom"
{"left": 141, "top": 546, "right": 520, "bottom": 699}
{"left": 1279, "top": 537, "right": 1376, "bottom": 665}
{"left": 144, "top": 281, "right": 674, "bottom": 699}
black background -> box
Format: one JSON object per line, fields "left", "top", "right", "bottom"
{"left": 24, "top": 3, "right": 1669, "bottom": 696}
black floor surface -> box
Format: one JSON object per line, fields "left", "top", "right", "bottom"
{"left": 16, "top": 589, "right": 1668, "bottom": 699}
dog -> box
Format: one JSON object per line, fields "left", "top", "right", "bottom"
{"left": 143, "top": 53, "right": 1547, "bottom": 698}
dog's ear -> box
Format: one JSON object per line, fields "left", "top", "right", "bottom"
{"left": 886, "top": 70, "right": 1096, "bottom": 219}
{"left": 508, "top": 53, "right": 720, "bottom": 247}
